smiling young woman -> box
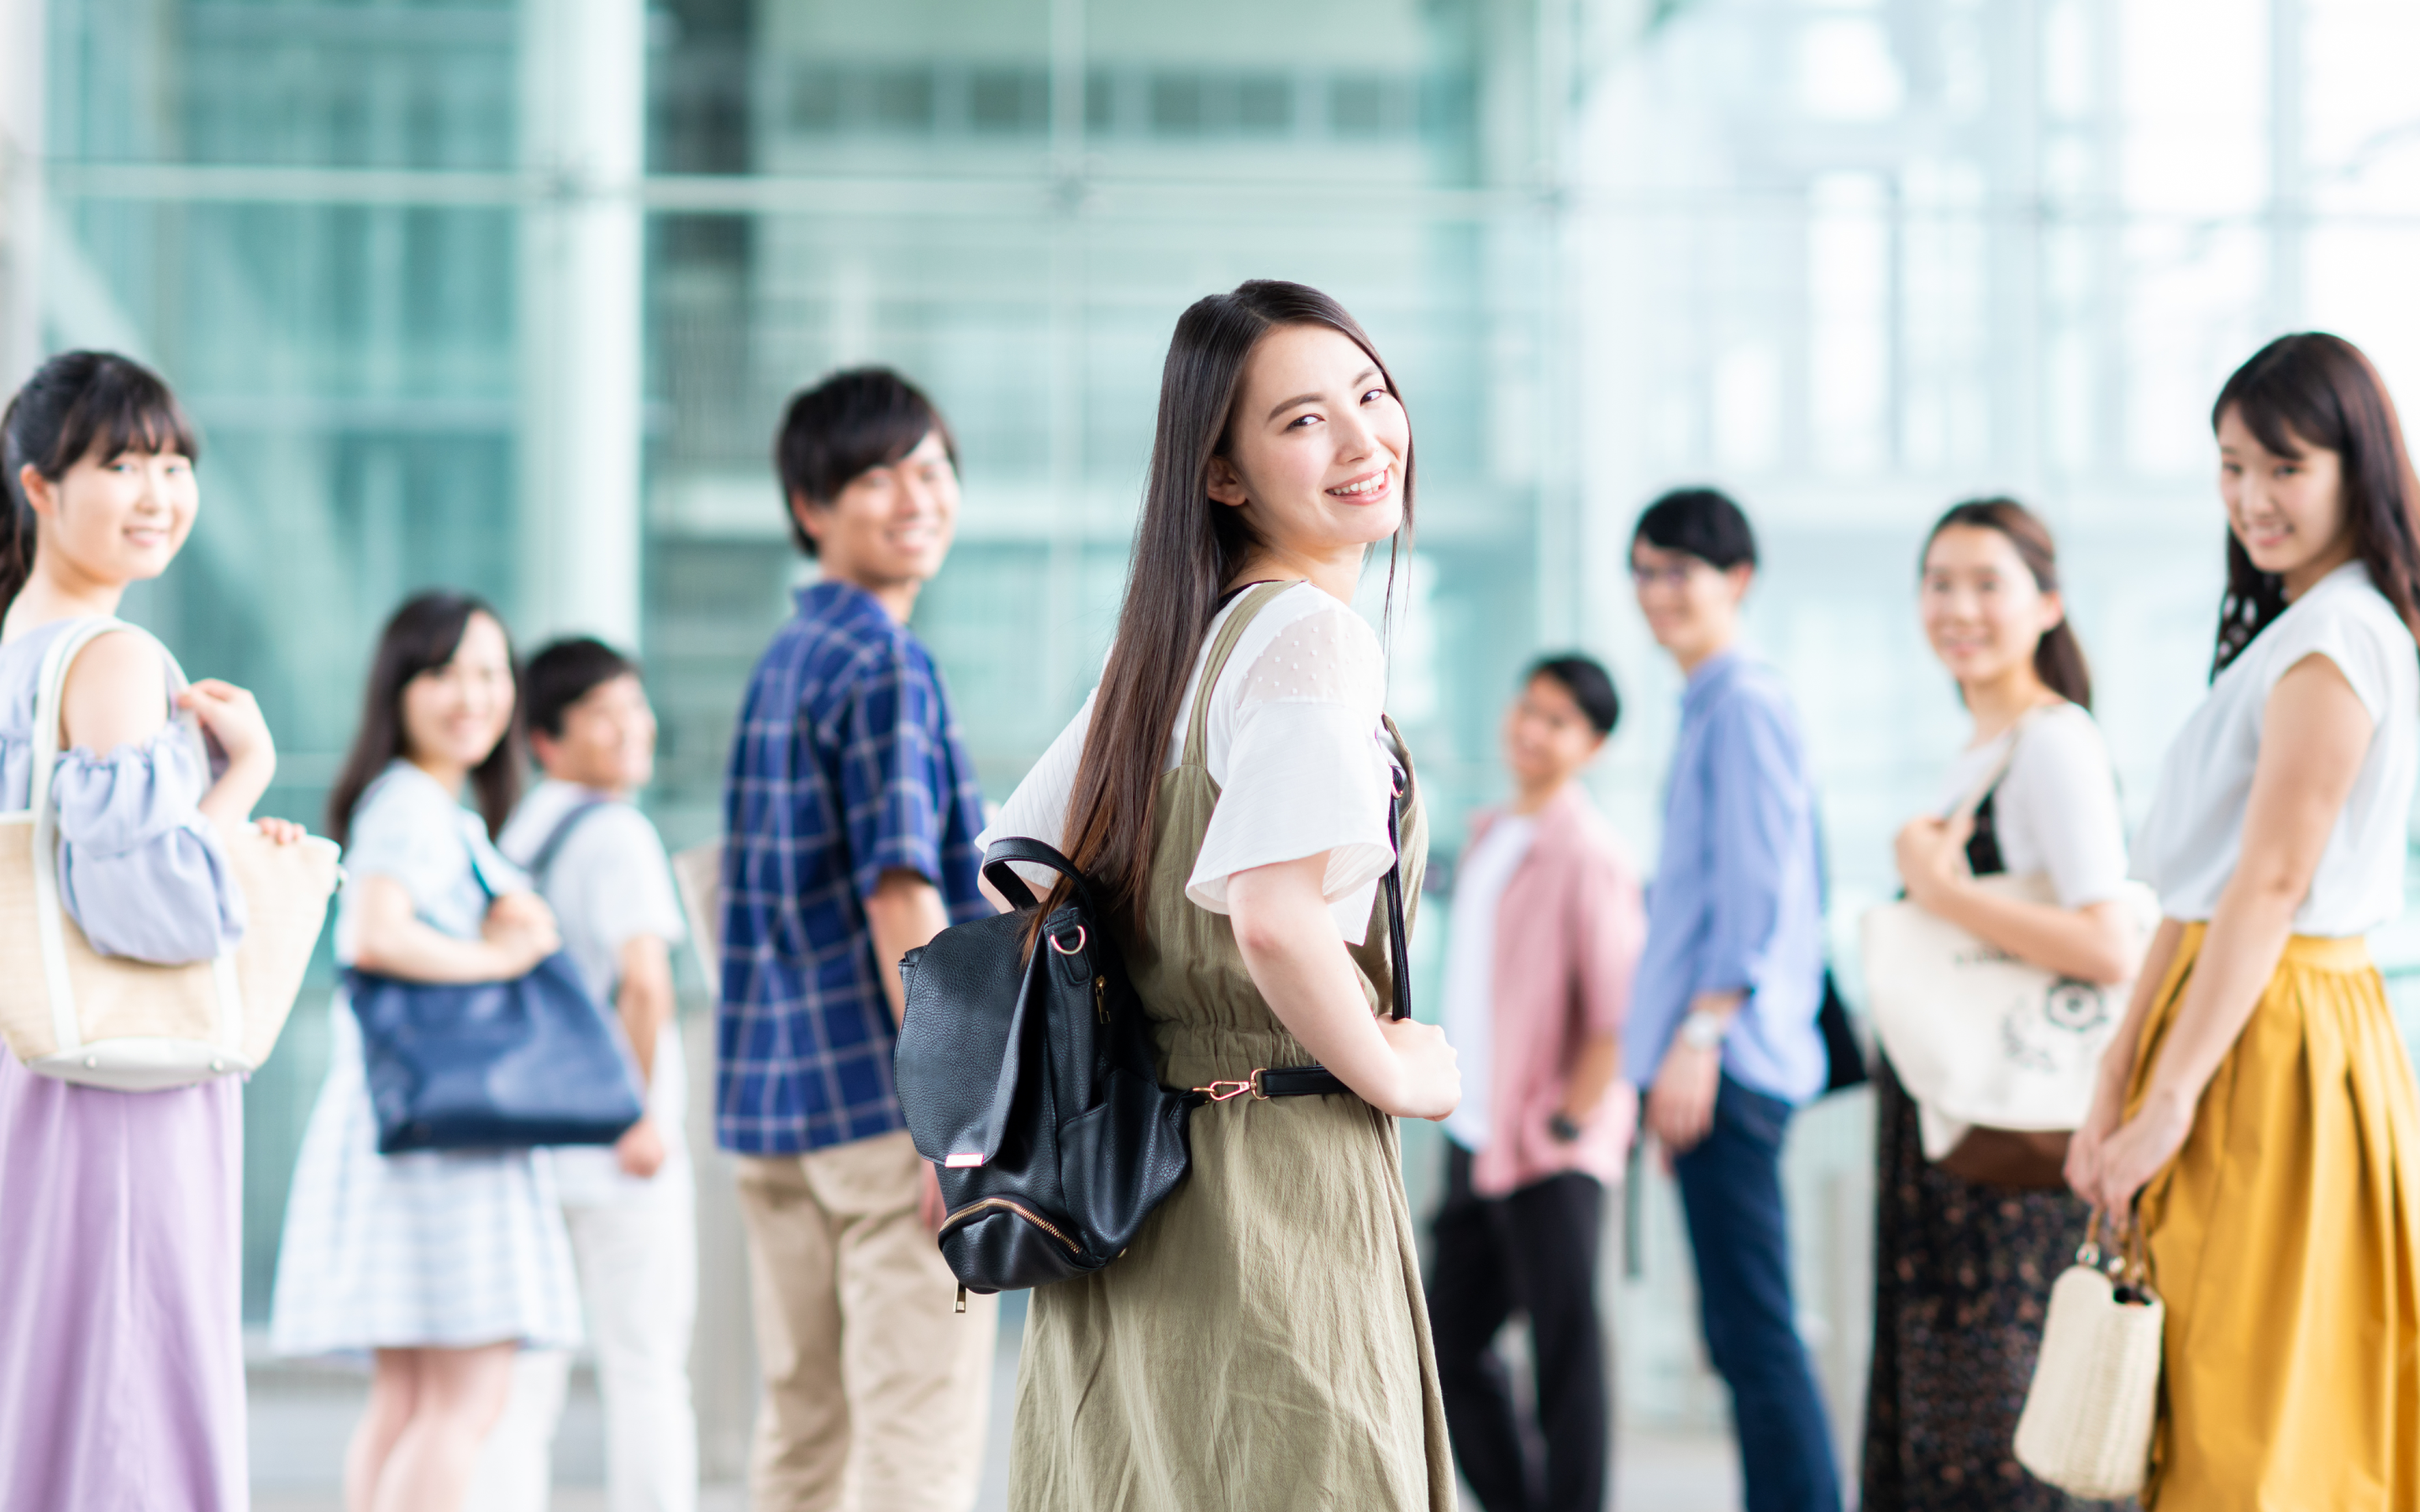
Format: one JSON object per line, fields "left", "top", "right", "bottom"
{"left": 1863, "top": 498, "right": 2140, "bottom": 1512}
{"left": 978, "top": 280, "right": 1458, "bottom": 1509}
{"left": 2073, "top": 333, "right": 2420, "bottom": 1508}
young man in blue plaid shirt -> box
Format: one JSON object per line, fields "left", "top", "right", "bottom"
{"left": 718, "top": 368, "right": 996, "bottom": 1512}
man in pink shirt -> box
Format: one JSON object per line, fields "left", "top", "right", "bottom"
{"left": 1428, "top": 654, "right": 1645, "bottom": 1512}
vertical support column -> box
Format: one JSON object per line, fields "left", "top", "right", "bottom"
{"left": 0, "top": 0, "right": 47, "bottom": 391}
{"left": 1986, "top": 0, "right": 2045, "bottom": 487}
{"left": 2267, "top": 0, "right": 2304, "bottom": 334}
{"left": 518, "top": 0, "right": 647, "bottom": 648}
{"left": 1044, "top": 0, "right": 1085, "bottom": 711}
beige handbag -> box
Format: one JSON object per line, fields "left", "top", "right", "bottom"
{"left": 0, "top": 619, "right": 341, "bottom": 1091}
{"left": 2014, "top": 1214, "right": 2165, "bottom": 1498}
{"left": 1860, "top": 712, "right": 2157, "bottom": 1165}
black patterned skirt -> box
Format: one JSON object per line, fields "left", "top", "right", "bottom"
{"left": 1860, "top": 1057, "right": 2137, "bottom": 1512}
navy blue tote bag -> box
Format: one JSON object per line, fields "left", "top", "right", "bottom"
{"left": 347, "top": 802, "right": 643, "bottom": 1155}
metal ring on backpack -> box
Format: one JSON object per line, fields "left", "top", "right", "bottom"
{"left": 1046, "top": 924, "right": 1087, "bottom": 956}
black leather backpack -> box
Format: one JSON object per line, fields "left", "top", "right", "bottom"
{"left": 892, "top": 839, "right": 1193, "bottom": 1298}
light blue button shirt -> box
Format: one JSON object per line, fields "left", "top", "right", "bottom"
{"left": 1624, "top": 650, "right": 1828, "bottom": 1105}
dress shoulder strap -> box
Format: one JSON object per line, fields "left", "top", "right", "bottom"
{"left": 1180, "top": 580, "right": 1297, "bottom": 768}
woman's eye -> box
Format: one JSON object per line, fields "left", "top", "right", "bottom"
{"left": 1287, "top": 413, "right": 1320, "bottom": 429}
{"left": 1362, "top": 388, "right": 1390, "bottom": 405}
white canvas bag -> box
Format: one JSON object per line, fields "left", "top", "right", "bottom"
{"left": 2014, "top": 1215, "right": 2165, "bottom": 1498}
{"left": 0, "top": 619, "right": 341, "bottom": 1090}
{"left": 1860, "top": 712, "right": 2157, "bottom": 1157}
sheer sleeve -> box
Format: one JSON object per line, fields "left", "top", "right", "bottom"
{"left": 977, "top": 689, "right": 1096, "bottom": 897}
{"left": 51, "top": 727, "right": 246, "bottom": 964}
{"left": 1188, "top": 602, "right": 1396, "bottom": 942}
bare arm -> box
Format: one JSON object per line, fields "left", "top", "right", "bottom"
{"left": 2065, "top": 915, "right": 2185, "bottom": 1196}
{"left": 1560, "top": 1032, "right": 1621, "bottom": 1125}
{"left": 349, "top": 873, "right": 559, "bottom": 984}
{"left": 1921, "top": 874, "right": 2138, "bottom": 984}
{"left": 1227, "top": 852, "right": 1460, "bottom": 1119}
{"left": 863, "top": 868, "right": 952, "bottom": 1027}
{"left": 59, "top": 633, "right": 284, "bottom": 838}
{"left": 2078, "top": 654, "right": 2371, "bottom": 1216}
{"left": 613, "top": 933, "right": 675, "bottom": 1087}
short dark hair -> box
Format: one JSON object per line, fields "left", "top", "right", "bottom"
{"left": 523, "top": 636, "right": 639, "bottom": 740}
{"left": 774, "top": 367, "right": 959, "bottom": 557}
{"left": 1527, "top": 654, "right": 1620, "bottom": 737}
{"left": 1632, "top": 486, "right": 1759, "bottom": 571}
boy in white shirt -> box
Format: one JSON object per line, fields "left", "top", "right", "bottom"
{"left": 467, "top": 637, "right": 698, "bottom": 1512}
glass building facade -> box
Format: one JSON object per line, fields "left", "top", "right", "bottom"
{"left": 8, "top": 0, "right": 2420, "bottom": 1460}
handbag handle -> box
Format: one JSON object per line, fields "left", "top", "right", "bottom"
{"left": 1947, "top": 704, "right": 2053, "bottom": 822}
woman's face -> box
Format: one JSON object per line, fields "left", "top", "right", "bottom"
{"left": 18, "top": 443, "right": 197, "bottom": 589}
{"left": 401, "top": 612, "right": 517, "bottom": 774}
{"left": 2218, "top": 404, "right": 2354, "bottom": 585}
{"left": 1918, "top": 524, "right": 2063, "bottom": 691}
{"left": 1502, "top": 674, "right": 1604, "bottom": 792}
{"left": 1207, "top": 323, "right": 1408, "bottom": 561}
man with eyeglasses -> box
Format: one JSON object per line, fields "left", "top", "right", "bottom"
{"left": 1627, "top": 487, "right": 1839, "bottom": 1512}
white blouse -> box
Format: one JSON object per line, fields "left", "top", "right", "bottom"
{"left": 1933, "top": 702, "right": 2130, "bottom": 910}
{"left": 2130, "top": 561, "right": 2419, "bottom": 937}
{"left": 979, "top": 581, "right": 1400, "bottom": 943}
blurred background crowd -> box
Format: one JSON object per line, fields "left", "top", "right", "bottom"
{"left": 4, "top": 0, "right": 2418, "bottom": 1503}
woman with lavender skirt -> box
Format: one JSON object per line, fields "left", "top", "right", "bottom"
{"left": 0, "top": 352, "right": 308, "bottom": 1510}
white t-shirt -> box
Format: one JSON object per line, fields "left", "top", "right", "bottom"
{"left": 981, "top": 580, "right": 1399, "bottom": 943}
{"left": 499, "top": 779, "right": 692, "bottom": 1204}
{"left": 1935, "top": 702, "right": 2130, "bottom": 907}
{"left": 1439, "top": 812, "right": 1536, "bottom": 1153}
{"left": 2130, "top": 561, "right": 2419, "bottom": 936}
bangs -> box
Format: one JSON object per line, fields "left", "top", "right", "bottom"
{"left": 45, "top": 360, "right": 200, "bottom": 475}
{"left": 2217, "top": 353, "right": 2337, "bottom": 462}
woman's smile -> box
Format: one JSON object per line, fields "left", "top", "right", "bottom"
{"left": 1326, "top": 465, "right": 1394, "bottom": 503}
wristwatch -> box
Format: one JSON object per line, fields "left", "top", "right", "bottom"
{"left": 1547, "top": 1111, "right": 1582, "bottom": 1143}
{"left": 1679, "top": 1009, "right": 1729, "bottom": 1051}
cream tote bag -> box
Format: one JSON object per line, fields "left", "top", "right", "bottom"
{"left": 1860, "top": 711, "right": 2158, "bottom": 1158}
{"left": 2013, "top": 1215, "right": 2165, "bottom": 1499}
{"left": 0, "top": 619, "right": 341, "bottom": 1091}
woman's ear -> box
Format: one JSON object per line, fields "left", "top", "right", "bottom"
{"left": 16, "top": 464, "right": 55, "bottom": 519}
{"left": 1205, "top": 454, "right": 1249, "bottom": 509}
{"left": 2039, "top": 588, "right": 2068, "bottom": 634}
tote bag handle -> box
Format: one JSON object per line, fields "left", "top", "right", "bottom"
{"left": 27, "top": 619, "right": 244, "bottom": 1060}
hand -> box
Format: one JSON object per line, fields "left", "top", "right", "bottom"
{"left": 1894, "top": 811, "right": 1974, "bottom": 908}
{"left": 2063, "top": 1074, "right": 2126, "bottom": 1200}
{"left": 614, "top": 1116, "right": 668, "bottom": 1179}
{"left": 253, "top": 816, "right": 307, "bottom": 846}
{"left": 1374, "top": 1016, "right": 1461, "bottom": 1121}
{"left": 2082, "top": 1084, "right": 2196, "bottom": 1221}
{"left": 177, "top": 679, "right": 276, "bottom": 774}
{"left": 481, "top": 893, "right": 560, "bottom": 974}
{"left": 918, "top": 1162, "right": 949, "bottom": 1235}
{"left": 1646, "top": 1040, "right": 1723, "bottom": 1154}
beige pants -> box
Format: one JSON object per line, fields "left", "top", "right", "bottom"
{"left": 733, "top": 1130, "right": 997, "bottom": 1512}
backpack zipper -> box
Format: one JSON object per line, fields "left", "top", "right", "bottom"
{"left": 939, "top": 1195, "right": 1081, "bottom": 1255}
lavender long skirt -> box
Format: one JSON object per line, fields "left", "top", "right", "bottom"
{"left": 0, "top": 1053, "right": 248, "bottom": 1511}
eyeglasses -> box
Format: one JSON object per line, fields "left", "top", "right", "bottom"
{"left": 1628, "top": 561, "right": 1704, "bottom": 590}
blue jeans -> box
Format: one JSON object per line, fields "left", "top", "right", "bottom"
{"left": 1671, "top": 1074, "right": 1840, "bottom": 1512}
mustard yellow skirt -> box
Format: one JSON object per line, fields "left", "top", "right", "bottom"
{"left": 2127, "top": 924, "right": 2420, "bottom": 1510}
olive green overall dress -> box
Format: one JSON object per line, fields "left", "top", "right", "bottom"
{"left": 1008, "top": 582, "right": 1454, "bottom": 1511}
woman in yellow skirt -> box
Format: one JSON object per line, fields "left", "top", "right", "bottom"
{"left": 2070, "top": 331, "right": 2420, "bottom": 1510}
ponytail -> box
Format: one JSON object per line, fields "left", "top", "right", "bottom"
{"left": 1923, "top": 496, "right": 2093, "bottom": 711}
{"left": 0, "top": 352, "right": 199, "bottom": 613}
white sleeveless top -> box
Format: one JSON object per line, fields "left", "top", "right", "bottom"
{"left": 2130, "top": 561, "right": 2419, "bottom": 936}
{"left": 980, "top": 580, "right": 1398, "bottom": 944}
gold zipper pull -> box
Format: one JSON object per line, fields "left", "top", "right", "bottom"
{"left": 955, "top": 1284, "right": 967, "bottom": 1315}
{"left": 1094, "top": 975, "right": 1108, "bottom": 1025}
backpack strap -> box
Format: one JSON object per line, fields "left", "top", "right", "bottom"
{"left": 529, "top": 796, "right": 613, "bottom": 892}
{"left": 1181, "top": 580, "right": 1296, "bottom": 769}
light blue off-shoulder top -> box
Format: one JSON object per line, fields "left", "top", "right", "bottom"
{"left": 0, "top": 618, "right": 247, "bottom": 964}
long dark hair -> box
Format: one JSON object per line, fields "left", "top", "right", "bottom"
{"left": 2209, "top": 332, "right": 2420, "bottom": 675}
{"left": 0, "top": 351, "right": 199, "bottom": 612}
{"left": 1057, "top": 280, "right": 1413, "bottom": 936}
{"left": 1923, "top": 496, "right": 2093, "bottom": 709}
{"left": 326, "top": 591, "right": 524, "bottom": 847}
